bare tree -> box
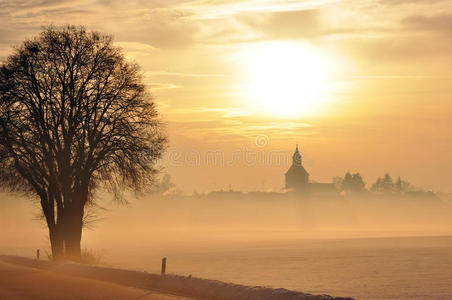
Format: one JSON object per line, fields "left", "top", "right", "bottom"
{"left": 0, "top": 26, "right": 166, "bottom": 259}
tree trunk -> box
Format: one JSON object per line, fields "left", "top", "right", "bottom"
{"left": 49, "top": 226, "right": 64, "bottom": 260}
{"left": 63, "top": 207, "right": 84, "bottom": 260}
{"left": 65, "top": 225, "right": 82, "bottom": 260}
{"left": 40, "top": 192, "right": 64, "bottom": 261}
{"left": 60, "top": 183, "right": 89, "bottom": 261}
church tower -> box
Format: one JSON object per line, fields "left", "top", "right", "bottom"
{"left": 285, "top": 145, "right": 309, "bottom": 192}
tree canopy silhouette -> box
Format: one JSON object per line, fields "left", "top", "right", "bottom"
{"left": 341, "top": 172, "right": 366, "bottom": 194}
{"left": 371, "top": 174, "right": 415, "bottom": 194}
{"left": 0, "top": 26, "right": 166, "bottom": 259}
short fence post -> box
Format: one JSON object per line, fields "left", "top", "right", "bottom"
{"left": 161, "top": 257, "right": 167, "bottom": 276}
{"left": 36, "top": 249, "right": 40, "bottom": 261}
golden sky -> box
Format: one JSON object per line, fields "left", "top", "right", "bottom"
{"left": 1, "top": 0, "right": 452, "bottom": 192}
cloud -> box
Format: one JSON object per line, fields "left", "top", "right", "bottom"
{"left": 146, "top": 70, "right": 227, "bottom": 78}
{"left": 150, "top": 83, "right": 182, "bottom": 90}
{"left": 339, "top": 34, "right": 452, "bottom": 64}
{"left": 379, "top": 0, "right": 446, "bottom": 6}
{"left": 402, "top": 13, "right": 452, "bottom": 35}
{"left": 236, "top": 9, "right": 322, "bottom": 39}
{"left": 106, "top": 9, "right": 199, "bottom": 49}
{"left": 0, "top": 0, "right": 79, "bottom": 10}
{"left": 115, "top": 41, "right": 159, "bottom": 58}
{"left": 346, "top": 75, "right": 430, "bottom": 79}
{"left": 176, "top": 0, "right": 339, "bottom": 20}
{"left": 0, "top": 2, "right": 199, "bottom": 50}
{"left": 0, "top": 0, "right": 87, "bottom": 17}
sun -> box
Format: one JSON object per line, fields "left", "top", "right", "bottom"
{"left": 245, "top": 42, "right": 332, "bottom": 117}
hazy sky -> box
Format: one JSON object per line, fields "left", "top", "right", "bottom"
{"left": 1, "top": 0, "right": 451, "bottom": 192}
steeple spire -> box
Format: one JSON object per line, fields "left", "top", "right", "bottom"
{"left": 292, "top": 144, "right": 302, "bottom": 166}
{"left": 285, "top": 144, "right": 309, "bottom": 191}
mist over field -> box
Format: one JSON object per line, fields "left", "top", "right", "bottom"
{"left": 2, "top": 190, "right": 452, "bottom": 299}
{"left": 3, "top": 190, "right": 452, "bottom": 250}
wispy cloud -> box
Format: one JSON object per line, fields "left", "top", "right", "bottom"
{"left": 402, "top": 13, "right": 452, "bottom": 35}
{"left": 115, "top": 41, "right": 159, "bottom": 54}
{"left": 0, "top": 0, "right": 88, "bottom": 18}
{"left": 167, "top": 107, "right": 251, "bottom": 118}
{"left": 150, "top": 83, "right": 182, "bottom": 90}
{"left": 345, "top": 75, "right": 431, "bottom": 79}
{"left": 176, "top": 0, "right": 339, "bottom": 19}
{"left": 146, "top": 70, "right": 227, "bottom": 78}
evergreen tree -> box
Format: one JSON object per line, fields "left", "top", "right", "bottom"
{"left": 371, "top": 177, "right": 383, "bottom": 193}
{"left": 341, "top": 172, "right": 366, "bottom": 194}
{"left": 351, "top": 173, "right": 366, "bottom": 192}
{"left": 381, "top": 173, "right": 394, "bottom": 192}
{"left": 395, "top": 177, "right": 403, "bottom": 192}
{"left": 394, "top": 177, "right": 415, "bottom": 193}
{"left": 371, "top": 173, "right": 402, "bottom": 194}
{"left": 341, "top": 172, "right": 354, "bottom": 192}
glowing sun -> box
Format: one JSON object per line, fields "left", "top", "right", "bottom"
{"left": 246, "top": 42, "right": 332, "bottom": 117}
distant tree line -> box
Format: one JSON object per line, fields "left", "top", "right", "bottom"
{"left": 334, "top": 172, "right": 417, "bottom": 195}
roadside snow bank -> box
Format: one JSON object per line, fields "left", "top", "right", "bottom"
{"left": 0, "top": 256, "right": 353, "bottom": 300}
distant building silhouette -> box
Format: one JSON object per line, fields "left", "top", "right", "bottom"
{"left": 285, "top": 145, "right": 309, "bottom": 192}
{"left": 285, "top": 145, "right": 338, "bottom": 196}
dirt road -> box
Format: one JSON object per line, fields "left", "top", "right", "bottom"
{"left": 0, "top": 260, "right": 189, "bottom": 300}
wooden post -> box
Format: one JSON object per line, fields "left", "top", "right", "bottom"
{"left": 36, "top": 249, "right": 40, "bottom": 261}
{"left": 161, "top": 257, "right": 166, "bottom": 276}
